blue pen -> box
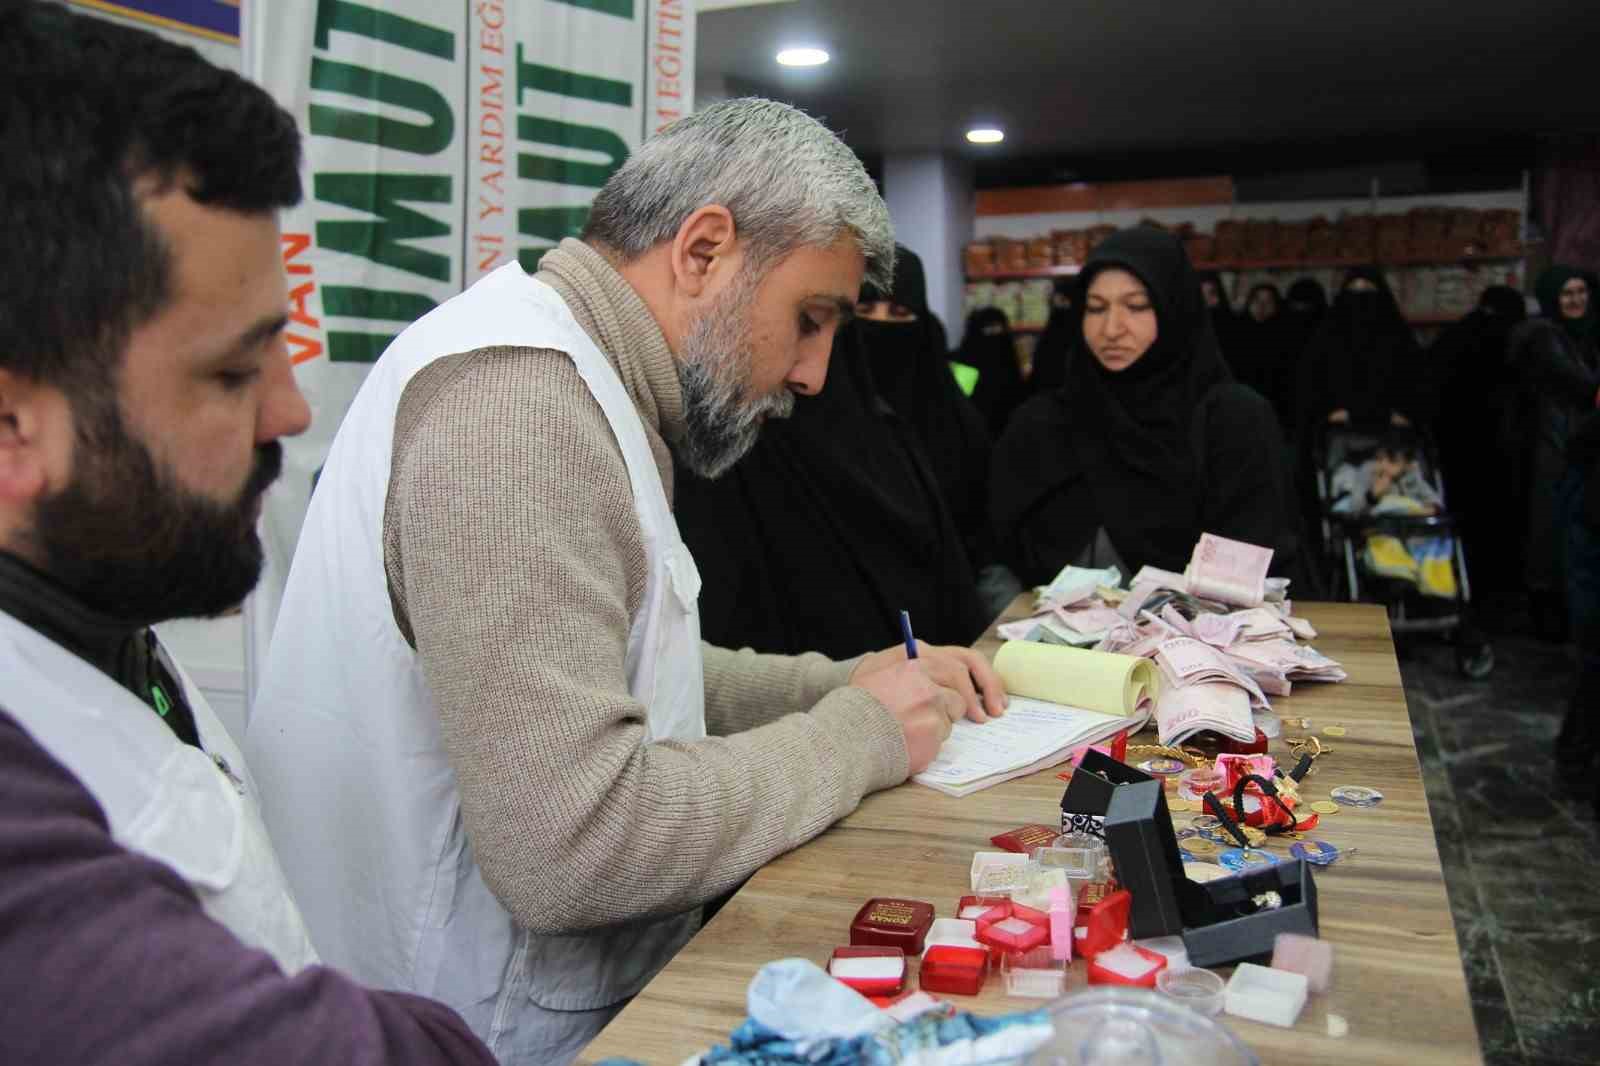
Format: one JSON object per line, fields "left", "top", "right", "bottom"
{"left": 899, "top": 609, "right": 918, "bottom": 660}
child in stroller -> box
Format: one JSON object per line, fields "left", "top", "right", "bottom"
{"left": 1317, "top": 425, "right": 1493, "bottom": 678}
{"left": 1328, "top": 432, "right": 1456, "bottom": 598}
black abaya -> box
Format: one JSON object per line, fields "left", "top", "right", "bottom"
{"left": 673, "top": 323, "right": 987, "bottom": 660}
{"left": 1295, "top": 267, "right": 1425, "bottom": 432}
{"left": 960, "top": 307, "right": 1029, "bottom": 437}
{"left": 858, "top": 247, "right": 995, "bottom": 568}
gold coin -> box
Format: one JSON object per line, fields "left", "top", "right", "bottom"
{"left": 1324, "top": 726, "right": 1347, "bottom": 737}
{"left": 1241, "top": 827, "right": 1266, "bottom": 847}
{"left": 1311, "top": 800, "right": 1340, "bottom": 815}
{"left": 1182, "top": 838, "right": 1218, "bottom": 856}
{"left": 1169, "top": 798, "right": 1194, "bottom": 812}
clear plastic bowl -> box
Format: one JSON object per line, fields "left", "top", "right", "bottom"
{"left": 1156, "top": 966, "right": 1227, "bottom": 1016}
{"left": 1019, "top": 986, "right": 1259, "bottom": 1065}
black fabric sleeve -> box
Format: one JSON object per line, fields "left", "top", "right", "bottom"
{"left": 989, "top": 395, "right": 1096, "bottom": 588}
{"left": 1199, "top": 385, "right": 1302, "bottom": 582}
{"left": 0, "top": 712, "right": 496, "bottom": 1066}
{"left": 1516, "top": 321, "right": 1599, "bottom": 410}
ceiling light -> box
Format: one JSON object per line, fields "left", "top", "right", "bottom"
{"left": 776, "top": 47, "right": 829, "bottom": 67}
{"left": 966, "top": 128, "right": 1005, "bottom": 145}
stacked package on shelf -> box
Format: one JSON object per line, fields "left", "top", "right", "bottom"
{"left": 1305, "top": 217, "right": 1339, "bottom": 260}
{"left": 1376, "top": 213, "right": 1410, "bottom": 262}
{"left": 1017, "top": 280, "right": 1053, "bottom": 330}
{"left": 1054, "top": 229, "right": 1089, "bottom": 266}
{"left": 1336, "top": 213, "right": 1376, "bottom": 261}
{"left": 1213, "top": 220, "right": 1245, "bottom": 262}
{"left": 963, "top": 241, "right": 995, "bottom": 276}
{"left": 963, "top": 280, "right": 996, "bottom": 317}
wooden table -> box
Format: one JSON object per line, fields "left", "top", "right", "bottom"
{"left": 583, "top": 602, "right": 1480, "bottom": 1065}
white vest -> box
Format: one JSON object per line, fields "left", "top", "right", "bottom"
{"left": 0, "top": 609, "right": 318, "bottom": 974}
{"left": 246, "top": 263, "right": 706, "bottom": 1061}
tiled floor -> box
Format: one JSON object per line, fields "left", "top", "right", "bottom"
{"left": 1400, "top": 629, "right": 1600, "bottom": 1065}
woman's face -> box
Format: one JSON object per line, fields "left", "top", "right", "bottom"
{"left": 1248, "top": 288, "right": 1278, "bottom": 322}
{"left": 855, "top": 299, "right": 917, "bottom": 324}
{"left": 1560, "top": 277, "right": 1590, "bottom": 321}
{"left": 1083, "top": 268, "right": 1158, "bottom": 372}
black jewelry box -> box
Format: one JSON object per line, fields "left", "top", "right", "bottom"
{"left": 1059, "top": 748, "right": 1156, "bottom": 838}
{"left": 1098, "top": 762, "right": 1321, "bottom": 964}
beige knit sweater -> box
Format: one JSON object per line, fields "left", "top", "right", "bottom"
{"left": 381, "top": 239, "right": 907, "bottom": 935}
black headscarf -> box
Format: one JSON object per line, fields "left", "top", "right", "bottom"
{"left": 991, "top": 226, "right": 1236, "bottom": 577}
{"left": 857, "top": 246, "right": 994, "bottom": 566}
{"left": 1280, "top": 278, "right": 1329, "bottom": 357}
{"left": 1536, "top": 264, "right": 1597, "bottom": 349}
{"left": 1230, "top": 283, "right": 1291, "bottom": 416}
{"left": 673, "top": 322, "right": 986, "bottom": 660}
{"left": 1296, "top": 266, "right": 1423, "bottom": 430}
{"left": 1197, "top": 269, "right": 1239, "bottom": 358}
{"left": 960, "top": 307, "right": 1029, "bottom": 436}
{"left": 1029, "top": 277, "right": 1077, "bottom": 396}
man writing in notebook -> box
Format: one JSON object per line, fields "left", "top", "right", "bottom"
{"left": 247, "top": 99, "right": 1008, "bottom": 1063}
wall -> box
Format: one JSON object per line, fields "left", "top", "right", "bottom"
{"left": 883, "top": 153, "right": 974, "bottom": 335}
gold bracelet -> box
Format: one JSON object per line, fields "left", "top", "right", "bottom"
{"left": 1124, "top": 744, "right": 1208, "bottom": 768}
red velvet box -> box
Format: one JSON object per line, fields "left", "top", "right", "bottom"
{"left": 989, "top": 824, "right": 1059, "bottom": 854}
{"left": 850, "top": 898, "right": 935, "bottom": 955}
{"left": 827, "top": 946, "right": 906, "bottom": 997}
{"left": 919, "top": 945, "right": 988, "bottom": 996}
{"left": 973, "top": 902, "right": 1049, "bottom": 953}
{"left": 1074, "top": 888, "right": 1132, "bottom": 959}
{"left": 1087, "top": 943, "right": 1168, "bottom": 988}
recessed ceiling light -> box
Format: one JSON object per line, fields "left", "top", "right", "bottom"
{"left": 776, "top": 47, "right": 829, "bottom": 67}
{"left": 966, "top": 127, "right": 1004, "bottom": 145}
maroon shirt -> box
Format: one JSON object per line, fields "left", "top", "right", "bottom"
{"left": 0, "top": 710, "right": 497, "bottom": 1066}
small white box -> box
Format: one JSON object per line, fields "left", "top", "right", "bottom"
{"left": 1225, "top": 963, "right": 1308, "bottom": 1028}
{"left": 969, "top": 851, "right": 1030, "bottom": 893}
{"left": 922, "top": 918, "right": 982, "bottom": 954}
{"left": 1134, "top": 936, "right": 1190, "bottom": 973}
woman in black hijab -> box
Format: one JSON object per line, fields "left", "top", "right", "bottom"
{"left": 1295, "top": 267, "right": 1425, "bottom": 432}
{"left": 990, "top": 227, "right": 1300, "bottom": 586}
{"left": 1432, "top": 286, "right": 1528, "bottom": 614}
{"left": 673, "top": 317, "right": 988, "bottom": 660}
{"left": 856, "top": 246, "right": 995, "bottom": 572}
{"left": 1230, "top": 283, "right": 1296, "bottom": 428}
{"left": 960, "top": 307, "right": 1030, "bottom": 436}
{"left": 1197, "top": 270, "right": 1238, "bottom": 359}
{"left": 1029, "top": 277, "right": 1077, "bottom": 396}
{"left": 1515, "top": 265, "right": 1600, "bottom": 640}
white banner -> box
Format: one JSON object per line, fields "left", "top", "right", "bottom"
{"left": 242, "top": 0, "right": 693, "bottom": 709}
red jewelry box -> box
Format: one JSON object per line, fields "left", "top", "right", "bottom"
{"left": 920, "top": 944, "right": 988, "bottom": 996}
{"left": 973, "top": 902, "right": 1050, "bottom": 953}
{"left": 1075, "top": 888, "right": 1132, "bottom": 959}
{"left": 1087, "top": 943, "right": 1168, "bottom": 988}
{"left": 989, "top": 823, "right": 1060, "bottom": 854}
{"left": 827, "top": 946, "right": 906, "bottom": 996}
{"left": 850, "top": 898, "right": 935, "bottom": 955}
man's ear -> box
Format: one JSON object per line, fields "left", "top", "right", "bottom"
{"left": 668, "top": 205, "right": 738, "bottom": 300}
{"left": 0, "top": 369, "right": 65, "bottom": 505}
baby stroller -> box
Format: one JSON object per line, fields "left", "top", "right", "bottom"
{"left": 1314, "top": 423, "right": 1493, "bottom": 678}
